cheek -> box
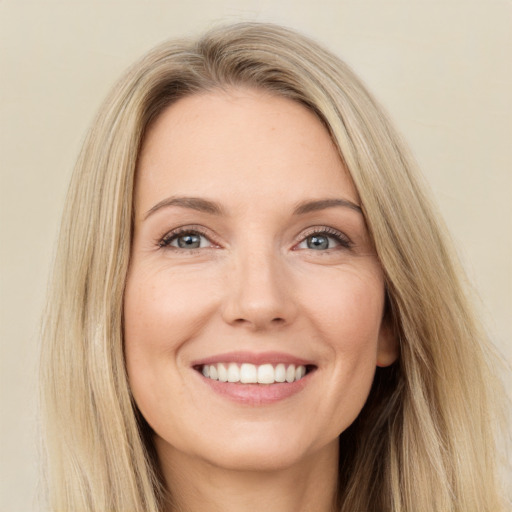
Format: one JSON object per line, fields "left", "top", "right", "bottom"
{"left": 122, "top": 265, "right": 220, "bottom": 413}
{"left": 302, "top": 265, "right": 385, "bottom": 349}
{"left": 124, "top": 265, "right": 219, "bottom": 356}
{"left": 298, "top": 266, "right": 385, "bottom": 423}
{"left": 329, "top": 281, "right": 384, "bottom": 386}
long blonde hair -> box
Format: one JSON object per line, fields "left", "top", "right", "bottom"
{"left": 40, "top": 22, "right": 509, "bottom": 511}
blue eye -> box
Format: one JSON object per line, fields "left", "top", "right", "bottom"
{"left": 307, "top": 234, "right": 331, "bottom": 250}
{"left": 160, "top": 230, "right": 212, "bottom": 249}
{"left": 296, "top": 229, "right": 351, "bottom": 251}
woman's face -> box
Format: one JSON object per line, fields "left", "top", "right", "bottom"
{"left": 124, "top": 89, "right": 397, "bottom": 474}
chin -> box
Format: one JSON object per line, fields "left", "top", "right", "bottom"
{"left": 189, "top": 426, "right": 335, "bottom": 473}
{"left": 203, "top": 444, "right": 314, "bottom": 473}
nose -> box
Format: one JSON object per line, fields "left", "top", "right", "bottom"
{"left": 221, "top": 246, "right": 298, "bottom": 331}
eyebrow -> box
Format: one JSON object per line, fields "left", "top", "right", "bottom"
{"left": 292, "top": 198, "right": 362, "bottom": 215}
{"left": 143, "top": 195, "right": 362, "bottom": 220}
{"left": 144, "top": 196, "right": 225, "bottom": 219}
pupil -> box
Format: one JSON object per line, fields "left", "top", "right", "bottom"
{"left": 178, "top": 234, "right": 201, "bottom": 249}
{"left": 308, "top": 235, "right": 329, "bottom": 250}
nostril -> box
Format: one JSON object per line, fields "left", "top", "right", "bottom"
{"left": 232, "top": 317, "right": 286, "bottom": 327}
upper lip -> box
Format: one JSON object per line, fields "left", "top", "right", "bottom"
{"left": 191, "top": 351, "right": 316, "bottom": 368}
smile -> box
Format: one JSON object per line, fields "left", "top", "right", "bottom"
{"left": 199, "top": 363, "right": 309, "bottom": 384}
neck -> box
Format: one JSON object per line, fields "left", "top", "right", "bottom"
{"left": 158, "top": 440, "right": 339, "bottom": 512}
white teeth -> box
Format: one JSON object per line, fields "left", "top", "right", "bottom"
{"left": 218, "top": 363, "right": 228, "bottom": 382}
{"left": 227, "top": 363, "right": 240, "bottom": 382}
{"left": 240, "top": 363, "right": 257, "bottom": 383}
{"left": 295, "top": 365, "right": 306, "bottom": 380}
{"left": 285, "top": 365, "right": 295, "bottom": 383}
{"left": 200, "top": 363, "right": 308, "bottom": 384}
{"left": 275, "top": 363, "right": 286, "bottom": 383}
{"left": 257, "top": 364, "right": 275, "bottom": 384}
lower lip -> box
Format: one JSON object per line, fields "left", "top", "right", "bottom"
{"left": 197, "top": 372, "right": 312, "bottom": 405}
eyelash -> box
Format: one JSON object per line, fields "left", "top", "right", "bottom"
{"left": 158, "top": 226, "right": 214, "bottom": 251}
{"left": 297, "top": 227, "right": 352, "bottom": 250}
{"left": 157, "top": 226, "right": 352, "bottom": 252}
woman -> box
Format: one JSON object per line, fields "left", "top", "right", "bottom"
{"left": 40, "top": 22, "right": 509, "bottom": 511}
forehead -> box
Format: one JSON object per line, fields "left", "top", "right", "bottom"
{"left": 135, "top": 88, "right": 358, "bottom": 215}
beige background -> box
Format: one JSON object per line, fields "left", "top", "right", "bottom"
{"left": 1, "top": 1, "right": 510, "bottom": 510}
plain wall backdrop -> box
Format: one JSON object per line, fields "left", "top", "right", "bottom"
{"left": 1, "top": 1, "right": 511, "bottom": 510}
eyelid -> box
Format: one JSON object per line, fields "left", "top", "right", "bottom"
{"left": 157, "top": 225, "right": 220, "bottom": 249}
{"left": 156, "top": 224, "right": 353, "bottom": 252}
{"left": 294, "top": 226, "right": 353, "bottom": 250}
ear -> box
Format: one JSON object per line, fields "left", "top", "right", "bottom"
{"left": 376, "top": 316, "right": 399, "bottom": 368}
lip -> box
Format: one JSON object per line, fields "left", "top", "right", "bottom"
{"left": 191, "top": 350, "right": 315, "bottom": 367}
{"left": 191, "top": 351, "right": 317, "bottom": 405}
{"left": 196, "top": 371, "right": 313, "bottom": 405}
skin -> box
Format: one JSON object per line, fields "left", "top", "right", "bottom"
{"left": 124, "top": 88, "right": 397, "bottom": 512}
